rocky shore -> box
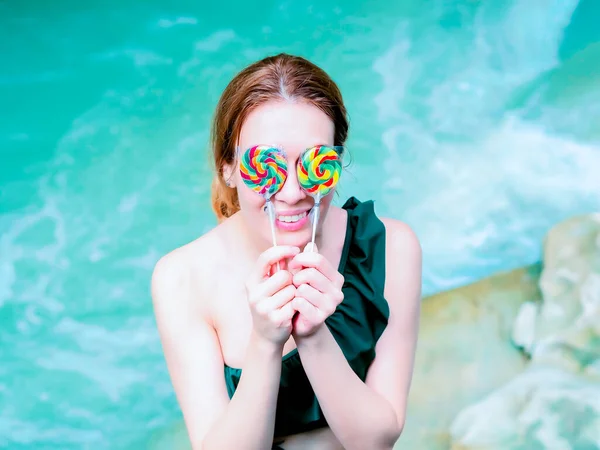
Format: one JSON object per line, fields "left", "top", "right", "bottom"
{"left": 399, "top": 214, "right": 600, "bottom": 449}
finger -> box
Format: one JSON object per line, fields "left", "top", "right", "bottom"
{"left": 267, "top": 255, "right": 294, "bottom": 276}
{"left": 296, "top": 283, "right": 323, "bottom": 307}
{"left": 269, "top": 301, "right": 296, "bottom": 326}
{"left": 254, "top": 270, "right": 293, "bottom": 300}
{"left": 288, "top": 252, "right": 344, "bottom": 287}
{"left": 287, "top": 243, "right": 316, "bottom": 275}
{"left": 252, "top": 246, "right": 300, "bottom": 283}
{"left": 271, "top": 257, "right": 289, "bottom": 273}
{"left": 292, "top": 297, "right": 322, "bottom": 323}
{"left": 293, "top": 267, "right": 330, "bottom": 293}
{"left": 296, "top": 283, "right": 338, "bottom": 317}
{"left": 261, "top": 284, "right": 296, "bottom": 311}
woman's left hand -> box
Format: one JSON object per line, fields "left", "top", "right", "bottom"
{"left": 288, "top": 243, "right": 345, "bottom": 338}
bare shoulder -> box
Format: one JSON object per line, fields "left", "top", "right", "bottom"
{"left": 379, "top": 217, "right": 422, "bottom": 308}
{"left": 380, "top": 217, "right": 422, "bottom": 264}
{"left": 150, "top": 223, "right": 228, "bottom": 318}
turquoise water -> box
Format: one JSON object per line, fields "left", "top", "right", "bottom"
{"left": 1, "top": 0, "right": 599, "bottom": 448}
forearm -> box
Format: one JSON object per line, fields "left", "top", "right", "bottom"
{"left": 295, "top": 327, "right": 402, "bottom": 450}
{"left": 202, "top": 332, "right": 282, "bottom": 450}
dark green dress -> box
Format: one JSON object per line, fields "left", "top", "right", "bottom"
{"left": 223, "top": 197, "right": 390, "bottom": 441}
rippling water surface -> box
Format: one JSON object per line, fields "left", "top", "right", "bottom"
{"left": 1, "top": 0, "right": 599, "bottom": 447}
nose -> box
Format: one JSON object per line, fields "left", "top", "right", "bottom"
{"left": 274, "top": 167, "right": 307, "bottom": 205}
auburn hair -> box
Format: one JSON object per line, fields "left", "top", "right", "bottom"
{"left": 209, "top": 53, "right": 349, "bottom": 222}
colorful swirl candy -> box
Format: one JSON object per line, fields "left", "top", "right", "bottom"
{"left": 297, "top": 145, "right": 342, "bottom": 197}
{"left": 240, "top": 145, "right": 288, "bottom": 198}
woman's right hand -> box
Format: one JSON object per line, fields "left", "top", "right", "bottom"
{"left": 245, "top": 245, "right": 301, "bottom": 346}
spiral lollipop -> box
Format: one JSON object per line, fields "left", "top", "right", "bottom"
{"left": 297, "top": 145, "right": 343, "bottom": 250}
{"left": 239, "top": 145, "right": 288, "bottom": 266}
{"left": 240, "top": 145, "right": 288, "bottom": 198}
{"left": 298, "top": 145, "right": 342, "bottom": 196}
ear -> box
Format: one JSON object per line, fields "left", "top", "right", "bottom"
{"left": 222, "top": 161, "right": 235, "bottom": 187}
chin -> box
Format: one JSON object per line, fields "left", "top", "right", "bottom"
{"left": 275, "top": 229, "right": 312, "bottom": 249}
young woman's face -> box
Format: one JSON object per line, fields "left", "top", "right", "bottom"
{"left": 229, "top": 100, "right": 338, "bottom": 249}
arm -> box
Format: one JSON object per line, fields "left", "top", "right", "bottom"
{"left": 151, "top": 252, "right": 285, "bottom": 450}
{"left": 292, "top": 220, "right": 422, "bottom": 449}
{"left": 294, "top": 326, "right": 401, "bottom": 450}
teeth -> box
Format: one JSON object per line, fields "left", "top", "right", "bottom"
{"left": 278, "top": 211, "right": 308, "bottom": 223}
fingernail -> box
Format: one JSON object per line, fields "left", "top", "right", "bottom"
{"left": 304, "top": 242, "right": 316, "bottom": 252}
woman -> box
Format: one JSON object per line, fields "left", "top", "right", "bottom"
{"left": 151, "top": 53, "right": 422, "bottom": 450}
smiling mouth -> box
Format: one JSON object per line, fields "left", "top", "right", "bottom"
{"left": 277, "top": 210, "right": 310, "bottom": 223}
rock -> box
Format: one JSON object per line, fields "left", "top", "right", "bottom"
{"left": 449, "top": 214, "right": 600, "bottom": 449}
{"left": 512, "top": 301, "right": 539, "bottom": 354}
{"left": 526, "top": 214, "right": 600, "bottom": 374}
{"left": 396, "top": 264, "right": 542, "bottom": 450}
{"left": 449, "top": 366, "right": 600, "bottom": 449}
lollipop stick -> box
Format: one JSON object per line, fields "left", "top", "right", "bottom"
{"left": 265, "top": 199, "right": 281, "bottom": 271}
{"left": 309, "top": 193, "right": 321, "bottom": 252}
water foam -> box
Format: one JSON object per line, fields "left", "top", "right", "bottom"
{"left": 373, "top": 0, "right": 597, "bottom": 295}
